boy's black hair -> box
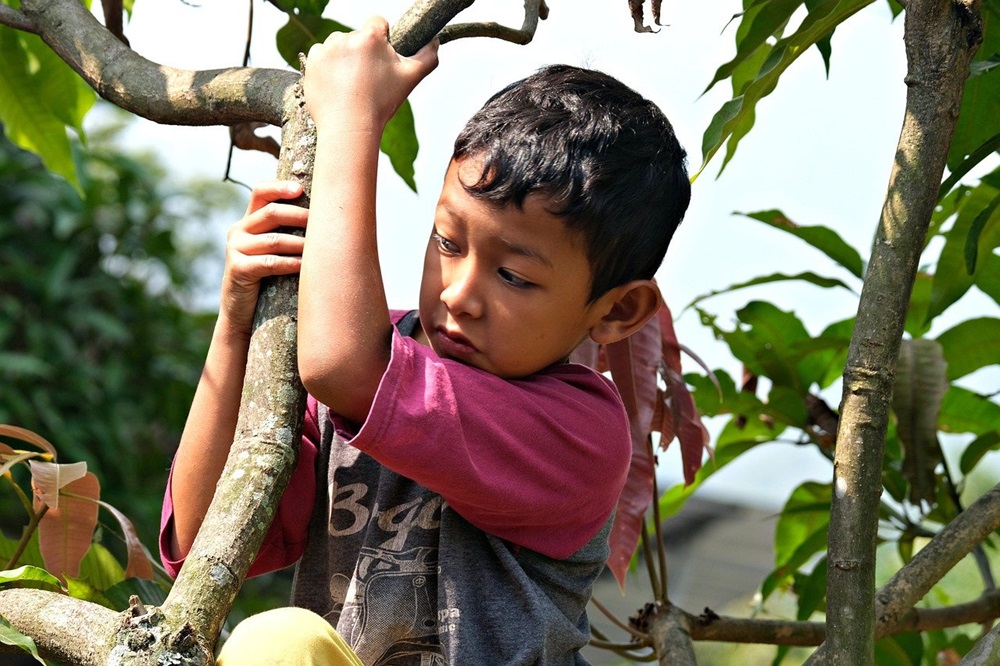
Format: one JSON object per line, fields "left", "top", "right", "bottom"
{"left": 452, "top": 64, "right": 691, "bottom": 302}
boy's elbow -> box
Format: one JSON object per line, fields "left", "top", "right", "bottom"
{"left": 298, "top": 352, "right": 383, "bottom": 424}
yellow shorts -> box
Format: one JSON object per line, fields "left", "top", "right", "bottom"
{"left": 217, "top": 607, "right": 363, "bottom": 666}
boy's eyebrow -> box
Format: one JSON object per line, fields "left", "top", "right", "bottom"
{"left": 498, "top": 237, "right": 554, "bottom": 269}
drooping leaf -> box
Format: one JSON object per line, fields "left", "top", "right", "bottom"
{"left": 959, "top": 431, "right": 1000, "bottom": 476}
{"left": 0, "top": 615, "right": 45, "bottom": 665}
{"left": 738, "top": 210, "right": 865, "bottom": 278}
{"left": 699, "top": 0, "right": 875, "bottom": 175}
{"left": 36, "top": 471, "right": 100, "bottom": 580}
{"left": 98, "top": 499, "right": 154, "bottom": 580}
{"left": 937, "top": 133, "right": 1000, "bottom": 201}
{"left": 29, "top": 460, "right": 87, "bottom": 510}
{"left": 686, "top": 271, "right": 854, "bottom": 309}
{"left": 936, "top": 317, "right": 1000, "bottom": 380}
{"left": 892, "top": 339, "right": 947, "bottom": 505}
{"left": 0, "top": 424, "right": 57, "bottom": 458}
{"left": 603, "top": 316, "right": 661, "bottom": 587}
{"left": 964, "top": 189, "right": 1000, "bottom": 273}
{"left": 928, "top": 182, "right": 1000, "bottom": 322}
{"left": 794, "top": 556, "right": 828, "bottom": 620}
{"left": 381, "top": 101, "right": 419, "bottom": 192}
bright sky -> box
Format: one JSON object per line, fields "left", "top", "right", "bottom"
{"left": 106, "top": 0, "right": 915, "bottom": 508}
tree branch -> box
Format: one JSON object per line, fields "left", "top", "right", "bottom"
{"left": 18, "top": 0, "right": 297, "bottom": 127}
{"left": 876, "top": 482, "right": 1000, "bottom": 636}
{"left": 0, "top": 590, "right": 121, "bottom": 665}
{"left": 0, "top": 4, "right": 37, "bottom": 33}
{"left": 438, "top": 0, "right": 547, "bottom": 45}
{"left": 809, "top": 1, "right": 983, "bottom": 660}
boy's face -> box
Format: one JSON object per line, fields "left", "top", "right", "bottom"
{"left": 417, "top": 157, "right": 612, "bottom": 378}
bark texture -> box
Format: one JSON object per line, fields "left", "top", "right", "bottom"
{"left": 808, "top": 1, "right": 982, "bottom": 664}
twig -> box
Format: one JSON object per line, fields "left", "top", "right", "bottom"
{"left": 590, "top": 596, "right": 650, "bottom": 642}
{"left": 650, "top": 440, "right": 669, "bottom": 602}
{"left": 438, "top": 0, "right": 547, "bottom": 45}
{"left": 640, "top": 520, "right": 662, "bottom": 597}
{"left": 5, "top": 504, "right": 49, "bottom": 570}
{"left": 0, "top": 4, "right": 38, "bottom": 33}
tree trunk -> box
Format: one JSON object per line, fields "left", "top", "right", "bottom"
{"left": 0, "top": 1, "right": 472, "bottom": 663}
{"left": 807, "top": 1, "right": 982, "bottom": 664}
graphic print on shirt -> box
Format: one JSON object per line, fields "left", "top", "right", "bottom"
{"left": 328, "top": 479, "right": 452, "bottom": 665}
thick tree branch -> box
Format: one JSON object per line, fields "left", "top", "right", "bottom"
{"left": 18, "top": 0, "right": 297, "bottom": 127}
{"left": 0, "top": 590, "right": 120, "bottom": 665}
{"left": 438, "top": 0, "right": 547, "bottom": 45}
{"left": 809, "top": 1, "right": 982, "bottom": 663}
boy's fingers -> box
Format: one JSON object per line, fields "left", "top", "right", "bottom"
{"left": 241, "top": 202, "right": 309, "bottom": 234}
{"left": 362, "top": 15, "right": 390, "bottom": 38}
{"left": 245, "top": 181, "right": 303, "bottom": 215}
{"left": 408, "top": 38, "right": 440, "bottom": 76}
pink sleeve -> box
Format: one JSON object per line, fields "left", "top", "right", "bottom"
{"left": 345, "top": 329, "right": 631, "bottom": 559}
{"left": 159, "top": 397, "right": 320, "bottom": 578}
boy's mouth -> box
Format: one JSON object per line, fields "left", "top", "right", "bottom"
{"left": 435, "top": 326, "right": 478, "bottom": 357}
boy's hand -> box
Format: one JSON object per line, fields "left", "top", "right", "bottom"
{"left": 303, "top": 16, "right": 439, "bottom": 134}
{"left": 220, "top": 180, "right": 308, "bottom": 337}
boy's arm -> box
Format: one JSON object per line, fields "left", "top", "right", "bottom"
{"left": 298, "top": 17, "right": 437, "bottom": 425}
{"left": 168, "top": 182, "right": 308, "bottom": 558}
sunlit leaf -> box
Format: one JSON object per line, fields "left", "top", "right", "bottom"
{"left": 29, "top": 460, "right": 87, "bottom": 510}
{"left": 892, "top": 339, "right": 947, "bottom": 505}
{"left": 381, "top": 101, "right": 419, "bottom": 192}
{"left": 0, "top": 615, "right": 45, "bottom": 665}
{"left": 78, "top": 543, "right": 126, "bottom": 591}
{"left": 65, "top": 575, "right": 114, "bottom": 608}
{"left": 36, "top": 471, "right": 100, "bottom": 580}
{"left": 0, "top": 564, "right": 62, "bottom": 590}
{"left": 699, "top": 0, "right": 874, "bottom": 175}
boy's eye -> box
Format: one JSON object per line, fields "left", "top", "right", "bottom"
{"left": 498, "top": 268, "right": 534, "bottom": 289}
{"left": 431, "top": 232, "right": 460, "bottom": 254}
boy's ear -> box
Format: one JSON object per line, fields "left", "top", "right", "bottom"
{"left": 589, "top": 279, "right": 662, "bottom": 345}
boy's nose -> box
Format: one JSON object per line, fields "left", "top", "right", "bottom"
{"left": 440, "top": 262, "right": 484, "bottom": 319}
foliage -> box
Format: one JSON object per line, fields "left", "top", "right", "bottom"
{"left": 0, "top": 424, "right": 168, "bottom": 663}
{"left": 0, "top": 114, "right": 234, "bottom": 551}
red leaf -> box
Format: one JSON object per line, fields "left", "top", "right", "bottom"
{"left": 657, "top": 302, "right": 682, "bottom": 374}
{"left": 603, "top": 316, "right": 661, "bottom": 587}
{"left": 36, "top": 472, "right": 100, "bottom": 581}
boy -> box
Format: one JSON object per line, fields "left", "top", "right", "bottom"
{"left": 160, "top": 16, "right": 691, "bottom": 665}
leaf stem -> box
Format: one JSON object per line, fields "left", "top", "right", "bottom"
{"left": 5, "top": 503, "right": 49, "bottom": 570}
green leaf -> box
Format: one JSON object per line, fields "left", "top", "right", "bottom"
{"left": 892, "top": 339, "right": 947, "bottom": 505}
{"left": 928, "top": 183, "right": 1000, "bottom": 322}
{"left": 21, "top": 31, "right": 95, "bottom": 135}
{"left": 904, "top": 272, "right": 933, "bottom": 338}
{"left": 66, "top": 575, "right": 114, "bottom": 608}
{"left": 0, "top": 565, "right": 63, "bottom": 590}
{"left": 381, "top": 101, "right": 418, "bottom": 192}
{"left": 271, "top": 0, "right": 329, "bottom": 15}
{"left": 738, "top": 210, "right": 865, "bottom": 278}
{"left": 275, "top": 14, "right": 350, "bottom": 70}
{"left": 959, "top": 431, "right": 1000, "bottom": 476}
{"left": 939, "top": 386, "right": 1000, "bottom": 436}
{"left": 0, "top": 615, "right": 45, "bottom": 665}
{"left": 686, "top": 271, "right": 854, "bottom": 309}
{"left": 0, "top": 25, "right": 79, "bottom": 189}
{"left": 658, "top": 415, "right": 781, "bottom": 518}
{"left": 936, "top": 317, "right": 1000, "bottom": 380}
{"left": 964, "top": 189, "right": 1000, "bottom": 273}
{"left": 874, "top": 632, "right": 923, "bottom": 666}
{"left": 705, "top": 0, "right": 805, "bottom": 95}
{"left": 760, "top": 481, "right": 831, "bottom": 601}
{"left": 105, "top": 577, "right": 170, "bottom": 611}
{"left": 948, "top": 10, "right": 1000, "bottom": 170}
{"left": 938, "top": 134, "right": 1000, "bottom": 201}
{"left": 699, "top": 0, "right": 875, "bottom": 175}
{"left": 794, "top": 556, "right": 827, "bottom": 620}
{"left": 78, "top": 543, "right": 126, "bottom": 591}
